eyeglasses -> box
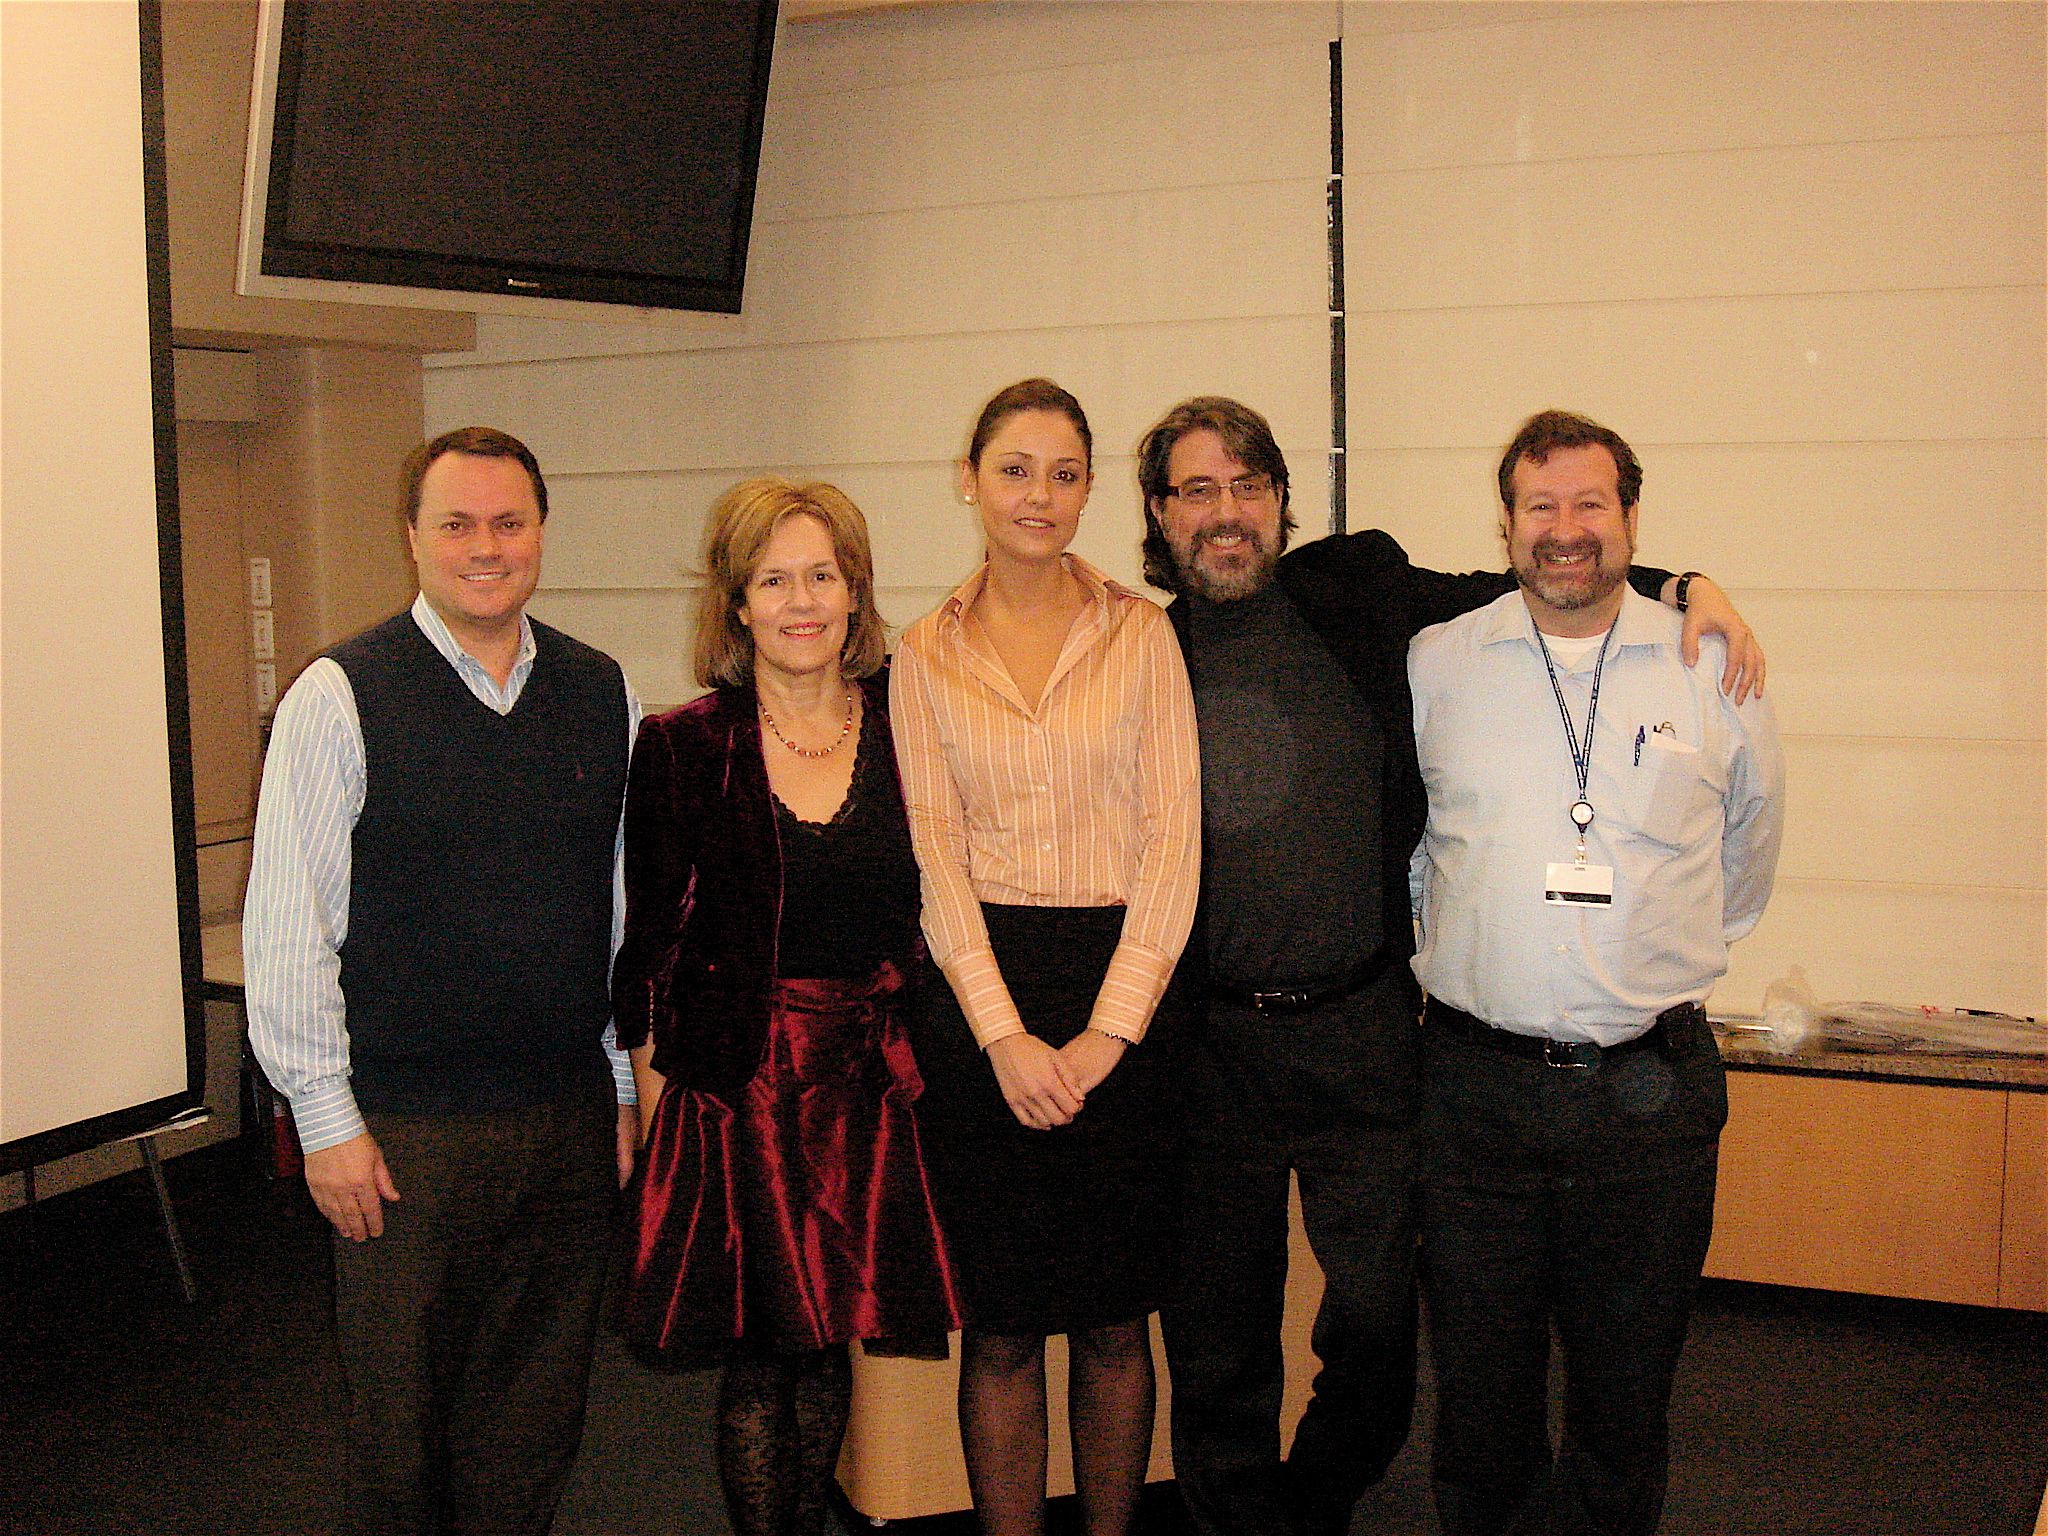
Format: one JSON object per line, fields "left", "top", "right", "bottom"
{"left": 1166, "top": 473, "right": 1276, "bottom": 509}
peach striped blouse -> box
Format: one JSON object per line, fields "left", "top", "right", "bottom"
{"left": 890, "top": 555, "right": 1200, "bottom": 1048}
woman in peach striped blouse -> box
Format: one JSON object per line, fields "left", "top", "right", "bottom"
{"left": 891, "top": 378, "right": 1200, "bottom": 1536}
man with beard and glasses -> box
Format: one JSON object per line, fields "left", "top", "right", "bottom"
{"left": 1406, "top": 411, "right": 1782, "bottom": 1536}
{"left": 1135, "top": 397, "right": 1765, "bottom": 1536}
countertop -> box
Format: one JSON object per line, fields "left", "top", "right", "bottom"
{"left": 1712, "top": 1020, "right": 2048, "bottom": 1092}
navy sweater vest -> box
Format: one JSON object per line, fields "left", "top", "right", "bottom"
{"left": 331, "top": 613, "right": 627, "bottom": 1114}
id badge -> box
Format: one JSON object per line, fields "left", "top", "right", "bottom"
{"left": 1545, "top": 861, "right": 1614, "bottom": 906}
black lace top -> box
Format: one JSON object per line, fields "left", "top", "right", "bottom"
{"left": 772, "top": 713, "right": 923, "bottom": 979}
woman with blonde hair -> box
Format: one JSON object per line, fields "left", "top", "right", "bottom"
{"left": 613, "top": 477, "right": 959, "bottom": 1536}
{"left": 892, "top": 380, "right": 1201, "bottom": 1535}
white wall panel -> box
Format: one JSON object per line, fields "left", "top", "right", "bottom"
{"left": 1718, "top": 880, "right": 2046, "bottom": 1020}
{"left": 778, "top": 1, "right": 1340, "bottom": 97}
{"left": 1352, "top": 134, "right": 2044, "bottom": 312}
{"left": 1349, "top": 288, "right": 2044, "bottom": 452}
{"left": 451, "top": 177, "right": 1327, "bottom": 369}
{"left": 526, "top": 589, "right": 698, "bottom": 715}
{"left": 1346, "top": 0, "right": 2045, "bottom": 1019}
{"left": 754, "top": 38, "right": 1331, "bottom": 222}
{"left": 1777, "top": 737, "right": 2043, "bottom": 891}
{"left": 1733, "top": 590, "right": 2042, "bottom": 745}
{"left": 536, "top": 450, "right": 1220, "bottom": 599}
{"left": 429, "top": 314, "right": 1332, "bottom": 480}
{"left": 1344, "top": 2, "right": 2044, "bottom": 172}
{"left": 744, "top": 179, "right": 1329, "bottom": 345}
{"left": 1339, "top": 2, "right": 1664, "bottom": 42}
{"left": 431, "top": 1, "right": 1336, "bottom": 738}
{"left": 527, "top": 581, "right": 1108, "bottom": 717}
{"left": 1351, "top": 440, "right": 2046, "bottom": 597}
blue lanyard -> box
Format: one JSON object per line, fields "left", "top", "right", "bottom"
{"left": 1533, "top": 612, "right": 1615, "bottom": 844}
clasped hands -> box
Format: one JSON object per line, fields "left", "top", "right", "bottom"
{"left": 986, "top": 1028, "right": 1127, "bottom": 1130}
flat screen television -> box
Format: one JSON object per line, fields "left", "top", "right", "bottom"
{"left": 238, "top": 0, "right": 780, "bottom": 317}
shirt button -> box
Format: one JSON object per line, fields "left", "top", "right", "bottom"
{"left": 1555, "top": 944, "right": 1569, "bottom": 955}
{"left": 1041, "top": 841, "right": 1053, "bottom": 851}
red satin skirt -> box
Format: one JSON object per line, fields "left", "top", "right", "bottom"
{"left": 615, "top": 963, "right": 961, "bottom": 1366}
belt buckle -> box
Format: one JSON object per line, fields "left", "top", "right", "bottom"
{"left": 1543, "top": 1038, "right": 1597, "bottom": 1070}
{"left": 1251, "top": 989, "right": 1310, "bottom": 1015}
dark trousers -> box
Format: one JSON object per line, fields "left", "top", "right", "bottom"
{"left": 1419, "top": 1007, "right": 1726, "bottom": 1536}
{"left": 332, "top": 1091, "right": 617, "bottom": 1536}
{"left": 1163, "top": 971, "right": 1422, "bottom": 1536}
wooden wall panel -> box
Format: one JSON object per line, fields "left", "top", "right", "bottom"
{"left": 2002, "top": 1093, "right": 2048, "bottom": 1312}
{"left": 1706, "top": 1073, "right": 2008, "bottom": 1306}
{"left": 176, "top": 421, "right": 258, "bottom": 840}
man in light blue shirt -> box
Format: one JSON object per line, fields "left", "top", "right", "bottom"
{"left": 1408, "top": 410, "right": 1783, "bottom": 1536}
{"left": 245, "top": 426, "right": 640, "bottom": 1535}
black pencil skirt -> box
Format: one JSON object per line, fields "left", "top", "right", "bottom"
{"left": 910, "top": 902, "right": 1186, "bottom": 1336}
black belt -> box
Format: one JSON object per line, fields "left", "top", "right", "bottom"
{"left": 1208, "top": 945, "right": 1394, "bottom": 1016}
{"left": 1424, "top": 998, "right": 1703, "bottom": 1069}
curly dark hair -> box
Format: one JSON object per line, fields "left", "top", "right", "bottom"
{"left": 1497, "top": 410, "right": 1641, "bottom": 510}
{"left": 1135, "top": 396, "right": 1295, "bottom": 592}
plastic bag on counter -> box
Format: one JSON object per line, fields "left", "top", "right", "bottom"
{"left": 1727, "top": 966, "right": 2046, "bottom": 1058}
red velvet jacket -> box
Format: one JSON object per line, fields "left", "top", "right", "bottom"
{"left": 611, "top": 671, "right": 913, "bottom": 1099}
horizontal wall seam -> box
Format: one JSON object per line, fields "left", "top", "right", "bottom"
{"left": 424, "top": 310, "right": 1330, "bottom": 374}
{"left": 1344, "top": 126, "right": 2045, "bottom": 179}
{"left": 1346, "top": 283, "right": 2048, "bottom": 319}
{"left": 754, "top": 173, "right": 1328, "bottom": 229}
{"left": 1768, "top": 874, "right": 2047, "bottom": 896}
{"left": 768, "top": 33, "right": 1337, "bottom": 107}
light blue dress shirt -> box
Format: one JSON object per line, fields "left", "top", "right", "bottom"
{"left": 244, "top": 595, "right": 640, "bottom": 1153}
{"left": 1408, "top": 588, "right": 1784, "bottom": 1045}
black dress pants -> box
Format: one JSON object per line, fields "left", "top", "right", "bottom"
{"left": 1163, "top": 970, "right": 1422, "bottom": 1536}
{"left": 1419, "top": 1007, "right": 1726, "bottom": 1536}
{"left": 332, "top": 1089, "right": 617, "bottom": 1536}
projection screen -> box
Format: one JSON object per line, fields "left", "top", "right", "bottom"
{"left": 1, "top": 0, "right": 203, "bottom": 1171}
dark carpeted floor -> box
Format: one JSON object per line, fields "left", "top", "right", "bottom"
{"left": 1, "top": 1139, "right": 2041, "bottom": 1535}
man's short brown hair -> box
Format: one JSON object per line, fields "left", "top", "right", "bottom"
{"left": 398, "top": 427, "right": 548, "bottom": 525}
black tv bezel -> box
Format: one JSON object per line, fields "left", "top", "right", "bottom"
{"left": 256, "top": 0, "right": 780, "bottom": 315}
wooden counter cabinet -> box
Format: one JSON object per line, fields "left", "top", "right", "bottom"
{"left": 1704, "top": 1068, "right": 2048, "bottom": 1311}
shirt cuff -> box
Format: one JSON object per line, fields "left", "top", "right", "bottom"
{"left": 940, "top": 945, "right": 1026, "bottom": 1049}
{"left": 287, "top": 1079, "right": 367, "bottom": 1155}
{"left": 1085, "top": 938, "right": 1175, "bottom": 1045}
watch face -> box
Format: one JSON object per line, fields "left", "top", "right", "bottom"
{"left": 1571, "top": 799, "right": 1595, "bottom": 829}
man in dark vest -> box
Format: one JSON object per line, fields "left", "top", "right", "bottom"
{"left": 1136, "top": 397, "right": 1763, "bottom": 1536}
{"left": 246, "top": 426, "right": 639, "bottom": 1535}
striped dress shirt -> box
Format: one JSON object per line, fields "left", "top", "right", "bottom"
{"left": 243, "top": 594, "right": 639, "bottom": 1154}
{"left": 890, "top": 556, "right": 1200, "bottom": 1048}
